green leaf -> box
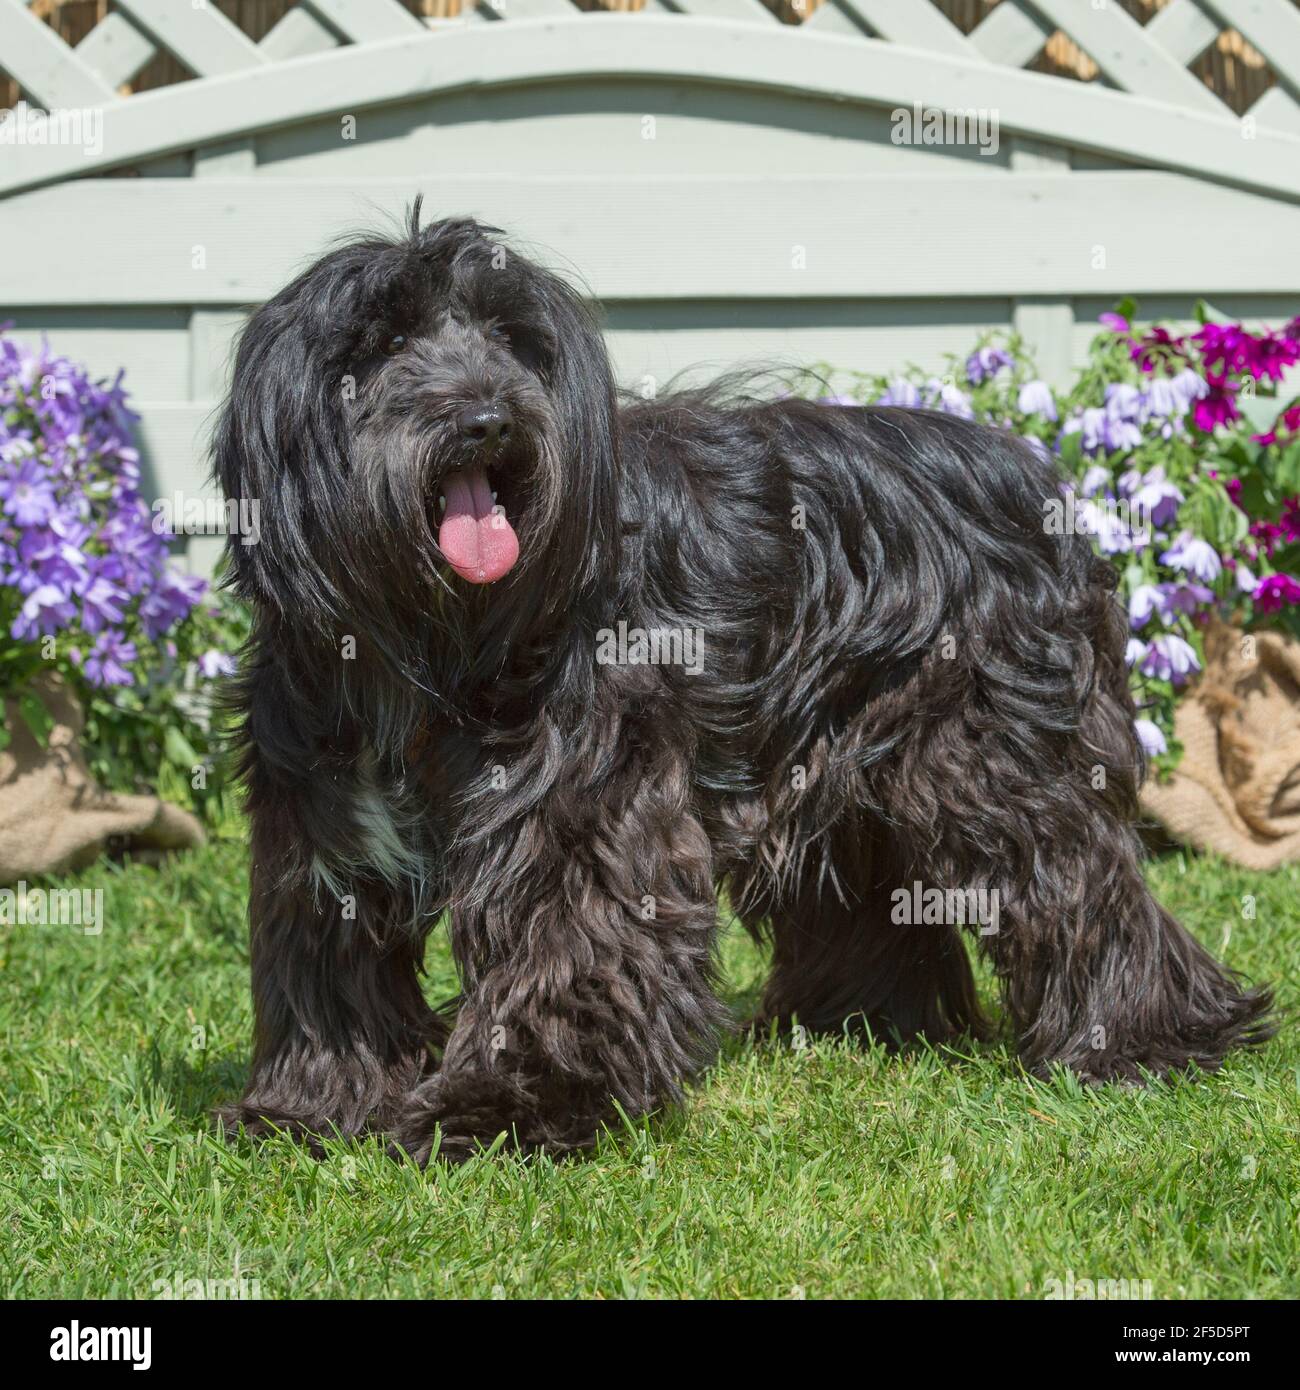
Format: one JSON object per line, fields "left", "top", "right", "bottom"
{"left": 0, "top": 725, "right": 10, "bottom": 753}
{"left": 163, "top": 725, "right": 199, "bottom": 769}
{"left": 1194, "top": 298, "right": 1231, "bottom": 326}
{"left": 18, "top": 693, "right": 54, "bottom": 748}
{"left": 1237, "top": 392, "right": 1288, "bottom": 436}
{"left": 1274, "top": 438, "right": 1300, "bottom": 494}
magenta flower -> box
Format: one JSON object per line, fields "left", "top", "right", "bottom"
{"left": 1192, "top": 374, "right": 1239, "bottom": 432}
{"left": 1099, "top": 311, "right": 1130, "bottom": 334}
{"left": 1253, "top": 573, "right": 1300, "bottom": 614}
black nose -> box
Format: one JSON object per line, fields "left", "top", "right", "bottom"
{"left": 457, "top": 403, "right": 512, "bottom": 450}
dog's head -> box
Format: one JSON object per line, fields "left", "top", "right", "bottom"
{"left": 215, "top": 205, "right": 618, "bottom": 641}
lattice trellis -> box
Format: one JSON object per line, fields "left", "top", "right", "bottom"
{"left": 2, "top": 0, "right": 1299, "bottom": 133}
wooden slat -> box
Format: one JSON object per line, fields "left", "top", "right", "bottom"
{"left": 968, "top": 0, "right": 1051, "bottom": 68}
{"left": 259, "top": 6, "right": 342, "bottom": 61}
{"left": 830, "top": 0, "right": 970, "bottom": 56}
{"left": 74, "top": 11, "right": 158, "bottom": 91}
{"left": 802, "top": 1, "right": 871, "bottom": 39}
{"left": 669, "top": 0, "right": 777, "bottom": 23}
{"left": 1028, "top": 0, "right": 1226, "bottom": 112}
{"left": 303, "top": 0, "right": 429, "bottom": 40}
{"left": 0, "top": 0, "right": 116, "bottom": 109}
{"left": 490, "top": 0, "right": 582, "bottom": 16}
{"left": 3, "top": 173, "right": 1299, "bottom": 304}
{"left": 1248, "top": 83, "right": 1300, "bottom": 135}
{"left": 3, "top": 19, "right": 1298, "bottom": 200}
{"left": 1143, "top": 0, "right": 1220, "bottom": 67}
{"left": 1199, "top": 0, "right": 1300, "bottom": 87}
{"left": 113, "top": 0, "right": 268, "bottom": 78}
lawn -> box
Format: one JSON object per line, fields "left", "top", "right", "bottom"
{"left": 1, "top": 832, "right": 1297, "bottom": 1300}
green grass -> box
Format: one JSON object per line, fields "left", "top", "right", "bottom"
{"left": 1, "top": 835, "right": 1297, "bottom": 1300}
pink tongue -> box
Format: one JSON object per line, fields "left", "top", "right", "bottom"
{"left": 437, "top": 464, "right": 520, "bottom": 584}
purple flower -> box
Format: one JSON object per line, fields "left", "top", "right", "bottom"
{"left": 1099, "top": 311, "right": 1130, "bottom": 334}
{"left": 965, "top": 346, "right": 1013, "bottom": 385}
{"left": 1131, "top": 467, "right": 1184, "bottom": 529}
{"left": 79, "top": 573, "right": 129, "bottom": 634}
{"left": 1129, "top": 583, "right": 1169, "bottom": 628}
{"left": 11, "top": 582, "right": 76, "bottom": 640}
{"left": 922, "top": 378, "right": 974, "bottom": 419}
{"left": 1125, "top": 637, "right": 1148, "bottom": 668}
{"left": 1134, "top": 718, "right": 1167, "bottom": 757}
{"left": 198, "top": 649, "right": 236, "bottom": 679}
{"left": 1142, "top": 634, "right": 1200, "bottom": 685}
{"left": 1017, "top": 379, "right": 1058, "bottom": 421}
{"left": 1235, "top": 563, "right": 1257, "bottom": 594}
{"left": 1160, "top": 532, "right": 1222, "bottom": 583}
{"left": 81, "top": 630, "right": 137, "bottom": 687}
{"left": 1170, "top": 368, "right": 1209, "bottom": 414}
{"left": 0, "top": 457, "right": 59, "bottom": 526}
{"left": 876, "top": 378, "right": 921, "bottom": 408}
{"left": 1142, "top": 377, "right": 1179, "bottom": 420}
{"left": 1159, "top": 581, "right": 1214, "bottom": 617}
{"left": 1080, "top": 465, "right": 1111, "bottom": 498}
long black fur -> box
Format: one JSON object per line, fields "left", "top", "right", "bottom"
{"left": 213, "top": 207, "right": 1273, "bottom": 1163}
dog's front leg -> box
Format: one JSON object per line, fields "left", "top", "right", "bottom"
{"left": 390, "top": 773, "right": 726, "bottom": 1164}
{"left": 219, "top": 790, "right": 445, "bottom": 1148}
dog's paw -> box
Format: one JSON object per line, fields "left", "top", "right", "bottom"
{"left": 216, "top": 1099, "right": 363, "bottom": 1154}
{"left": 385, "top": 1079, "right": 491, "bottom": 1166}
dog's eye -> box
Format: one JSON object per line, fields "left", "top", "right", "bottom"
{"left": 382, "top": 334, "right": 407, "bottom": 356}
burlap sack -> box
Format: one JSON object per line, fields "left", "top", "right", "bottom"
{"left": 0, "top": 673, "right": 204, "bottom": 882}
{"left": 1141, "top": 618, "right": 1300, "bottom": 869}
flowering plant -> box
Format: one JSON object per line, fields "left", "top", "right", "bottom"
{"left": 810, "top": 301, "right": 1300, "bottom": 772}
{"left": 0, "top": 328, "right": 242, "bottom": 818}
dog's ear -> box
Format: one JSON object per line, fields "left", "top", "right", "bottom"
{"left": 212, "top": 289, "right": 353, "bottom": 627}
{"left": 533, "top": 271, "right": 621, "bottom": 601}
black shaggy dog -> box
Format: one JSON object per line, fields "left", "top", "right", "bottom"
{"left": 214, "top": 207, "right": 1271, "bottom": 1164}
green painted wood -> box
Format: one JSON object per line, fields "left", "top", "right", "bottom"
{"left": 112, "top": 0, "right": 268, "bottom": 78}
{"left": 0, "top": 0, "right": 116, "bottom": 108}
{"left": 5, "top": 18, "right": 1300, "bottom": 199}
{"left": 4, "top": 173, "right": 1298, "bottom": 305}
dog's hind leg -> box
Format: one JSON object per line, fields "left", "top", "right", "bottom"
{"left": 749, "top": 816, "right": 987, "bottom": 1049}
{"left": 864, "top": 576, "right": 1273, "bottom": 1083}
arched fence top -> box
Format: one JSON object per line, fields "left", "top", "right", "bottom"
{"left": 2, "top": 2, "right": 1300, "bottom": 201}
